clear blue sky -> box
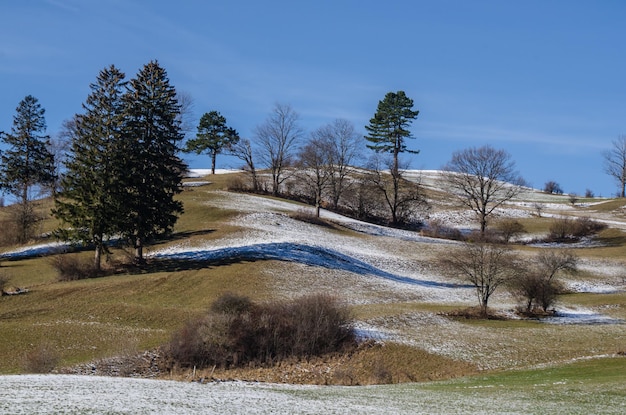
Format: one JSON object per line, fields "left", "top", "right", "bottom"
{"left": 1, "top": 0, "right": 625, "bottom": 197}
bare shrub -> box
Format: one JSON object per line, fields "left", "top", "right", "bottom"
{"left": 23, "top": 345, "right": 59, "bottom": 373}
{"left": 421, "top": 219, "right": 463, "bottom": 240}
{"left": 51, "top": 254, "right": 100, "bottom": 281}
{"left": 167, "top": 314, "right": 233, "bottom": 368}
{"left": 225, "top": 176, "right": 250, "bottom": 192}
{"left": 511, "top": 250, "right": 577, "bottom": 314}
{"left": 494, "top": 219, "right": 526, "bottom": 244}
{"left": 547, "top": 217, "right": 607, "bottom": 242}
{"left": 167, "top": 293, "right": 356, "bottom": 369}
{"left": 543, "top": 180, "right": 563, "bottom": 194}
{"left": 440, "top": 242, "right": 519, "bottom": 316}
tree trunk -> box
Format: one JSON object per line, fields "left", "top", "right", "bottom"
{"left": 94, "top": 245, "right": 102, "bottom": 271}
{"left": 134, "top": 239, "right": 144, "bottom": 263}
{"left": 211, "top": 152, "right": 217, "bottom": 175}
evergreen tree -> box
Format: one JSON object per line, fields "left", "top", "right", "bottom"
{"left": 121, "top": 61, "right": 186, "bottom": 262}
{"left": 0, "top": 95, "right": 55, "bottom": 204}
{"left": 364, "top": 91, "right": 420, "bottom": 225}
{"left": 0, "top": 95, "right": 55, "bottom": 243}
{"left": 184, "top": 111, "right": 240, "bottom": 174}
{"left": 53, "top": 65, "right": 127, "bottom": 270}
{"left": 365, "top": 91, "right": 419, "bottom": 175}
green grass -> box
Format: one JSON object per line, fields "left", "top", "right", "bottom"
{"left": 1, "top": 170, "right": 625, "bottom": 402}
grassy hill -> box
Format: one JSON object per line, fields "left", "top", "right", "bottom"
{"left": 0, "top": 171, "right": 625, "bottom": 392}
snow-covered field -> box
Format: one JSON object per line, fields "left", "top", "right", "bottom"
{"left": 1, "top": 374, "right": 624, "bottom": 415}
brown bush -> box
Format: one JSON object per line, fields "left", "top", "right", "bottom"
{"left": 210, "top": 292, "right": 253, "bottom": 315}
{"left": 547, "top": 216, "right": 607, "bottom": 242}
{"left": 167, "top": 293, "right": 356, "bottom": 369}
{"left": 421, "top": 219, "right": 463, "bottom": 241}
{"left": 494, "top": 219, "right": 526, "bottom": 244}
{"left": 51, "top": 254, "right": 100, "bottom": 281}
{"left": 23, "top": 345, "right": 59, "bottom": 373}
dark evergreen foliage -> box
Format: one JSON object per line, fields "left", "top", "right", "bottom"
{"left": 0, "top": 95, "right": 55, "bottom": 243}
{"left": 184, "top": 111, "right": 240, "bottom": 174}
{"left": 120, "top": 61, "right": 186, "bottom": 261}
{"left": 364, "top": 91, "right": 419, "bottom": 173}
{"left": 0, "top": 95, "right": 55, "bottom": 204}
{"left": 53, "top": 65, "right": 128, "bottom": 270}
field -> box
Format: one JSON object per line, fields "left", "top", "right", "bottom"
{"left": 0, "top": 170, "right": 625, "bottom": 413}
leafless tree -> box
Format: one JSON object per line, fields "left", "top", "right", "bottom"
{"left": 175, "top": 91, "right": 196, "bottom": 143}
{"left": 312, "top": 119, "right": 363, "bottom": 209}
{"left": 442, "top": 242, "right": 519, "bottom": 316}
{"left": 603, "top": 135, "right": 626, "bottom": 198}
{"left": 255, "top": 103, "right": 303, "bottom": 196}
{"left": 443, "top": 145, "right": 524, "bottom": 235}
{"left": 512, "top": 250, "right": 577, "bottom": 314}
{"left": 47, "top": 117, "right": 75, "bottom": 196}
{"left": 366, "top": 154, "right": 428, "bottom": 226}
{"left": 296, "top": 137, "right": 333, "bottom": 217}
{"left": 543, "top": 180, "right": 563, "bottom": 194}
{"left": 230, "top": 138, "right": 259, "bottom": 191}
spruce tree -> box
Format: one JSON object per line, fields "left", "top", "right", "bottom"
{"left": 0, "top": 95, "right": 55, "bottom": 243}
{"left": 53, "top": 65, "right": 127, "bottom": 270}
{"left": 121, "top": 61, "right": 186, "bottom": 262}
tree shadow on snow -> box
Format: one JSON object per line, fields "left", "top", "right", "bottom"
{"left": 150, "top": 242, "right": 469, "bottom": 289}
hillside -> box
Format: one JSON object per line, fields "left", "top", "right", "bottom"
{"left": 0, "top": 170, "right": 625, "bottom": 386}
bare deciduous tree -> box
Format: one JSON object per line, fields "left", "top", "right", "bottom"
{"left": 603, "top": 135, "right": 626, "bottom": 198}
{"left": 543, "top": 180, "right": 563, "bottom": 194}
{"left": 313, "top": 119, "right": 362, "bottom": 209}
{"left": 442, "top": 242, "right": 519, "bottom": 316}
{"left": 513, "top": 250, "right": 577, "bottom": 314}
{"left": 367, "top": 154, "right": 428, "bottom": 226}
{"left": 230, "top": 138, "right": 259, "bottom": 191}
{"left": 175, "top": 91, "right": 196, "bottom": 143}
{"left": 443, "top": 145, "right": 524, "bottom": 235}
{"left": 297, "top": 137, "right": 333, "bottom": 217}
{"left": 255, "top": 103, "right": 303, "bottom": 196}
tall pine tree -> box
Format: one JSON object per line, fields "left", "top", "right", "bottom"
{"left": 184, "top": 111, "right": 240, "bottom": 174}
{"left": 121, "top": 61, "right": 186, "bottom": 262}
{"left": 364, "top": 91, "right": 420, "bottom": 225}
{"left": 53, "top": 65, "right": 127, "bottom": 270}
{"left": 365, "top": 91, "right": 419, "bottom": 175}
{"left": 0, "top": 95, "right": 55, "bottom": 243}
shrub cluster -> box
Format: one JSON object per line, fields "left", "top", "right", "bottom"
{"left": 547, "top": 216, "right": 607, "bottom": 242}
{"left": 51, "top": 255, "right": 100, "bottom": 281}
{"left": 167, "top": 293, "right": 356, "bottom": 369}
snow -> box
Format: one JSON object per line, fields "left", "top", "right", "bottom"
{"left": 1, "top": 374, "right": 623, "bottom": 414}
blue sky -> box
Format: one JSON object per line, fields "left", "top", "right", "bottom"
{"left": 1, "top": 0, "right": 625, "bottom": 196}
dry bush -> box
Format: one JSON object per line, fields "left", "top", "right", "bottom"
{"left": 225, "top": 175, "right": 250, "bottom": 192}
{"left": 421, "top": 219, "right": 463, "bottom": 241}
{"left": 547, "top": 216, "right": 607, "bottom": 242}
{"left": 23, "top": 345, "right": 59, "bottom": 373}
{"left": 51, "top": 254, "right": 100, "bottom": 281}
{"left": 494, "top": 218, "right": 526, "bottom": 244}
{"left": 167, "top": 293, "right": 356, "bottom": 369}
